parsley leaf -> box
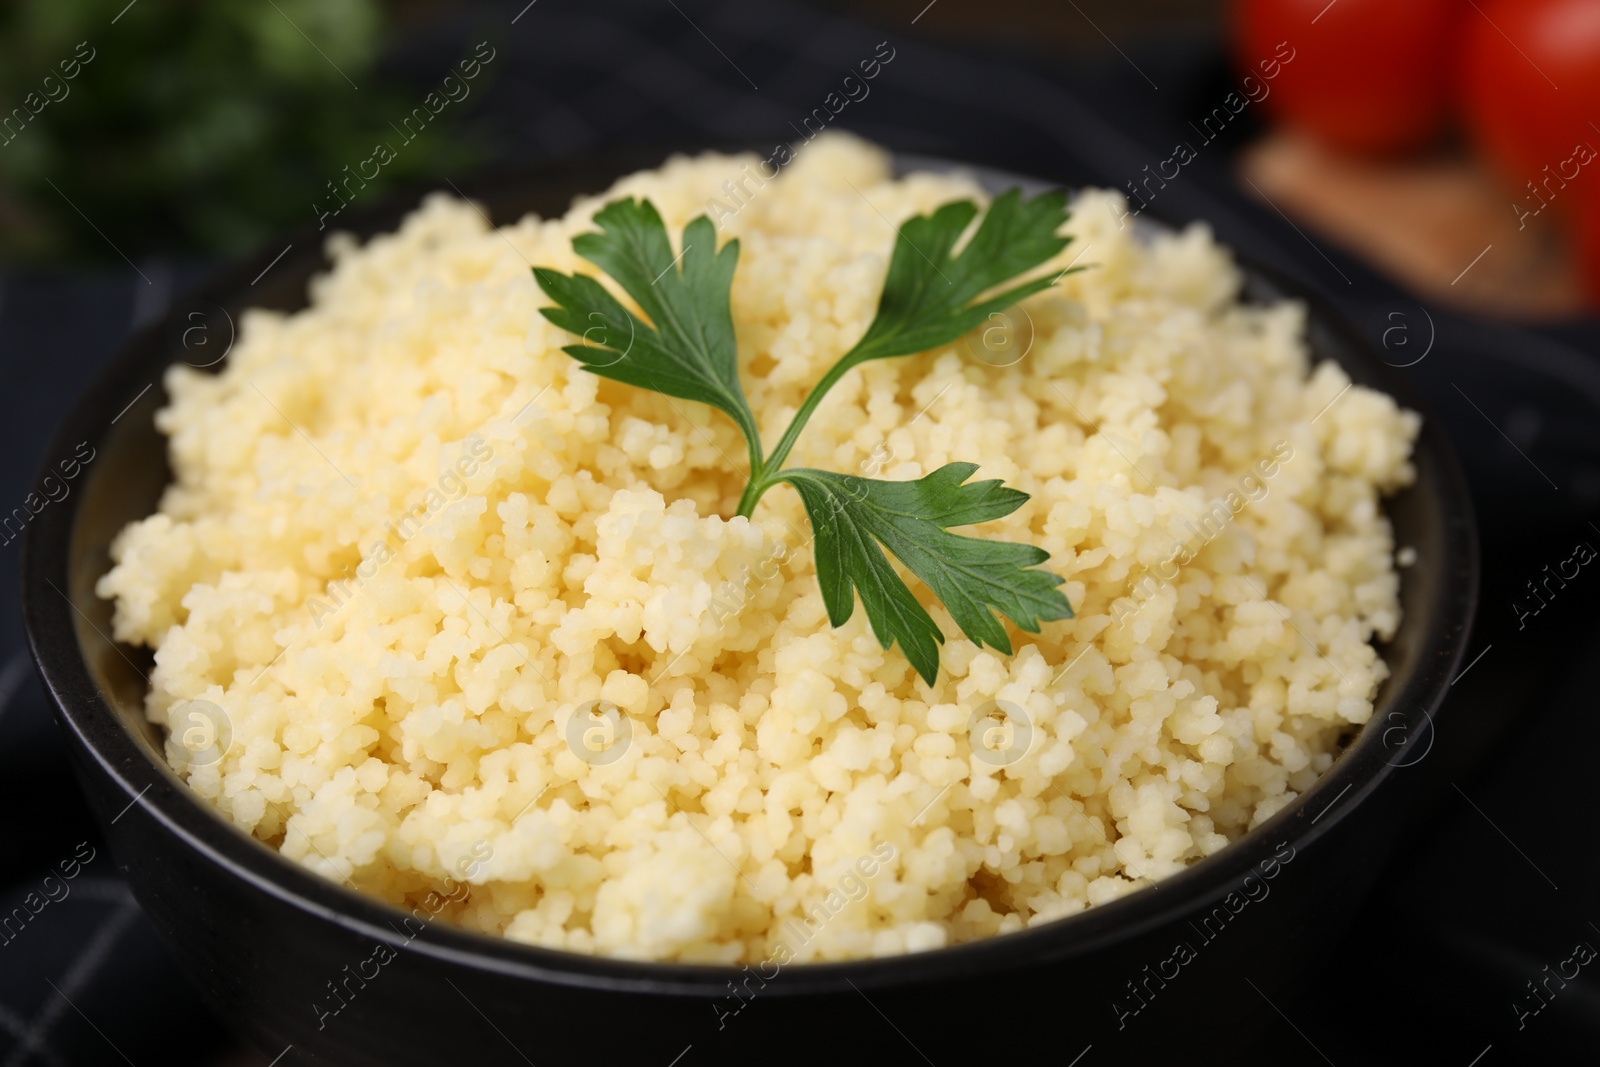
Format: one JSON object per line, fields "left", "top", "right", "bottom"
{"left": 781, "top": 464, "right": 1072, "bottom": 685}
{"left": 532, "top": 183, "right": 1079, "bottom": 682}
{"left": 750, "top": 188, "right": 1074, "bottom": 489}
{"left": 532, "top": 198, "right": 762, "bottom": 471}
{"left": 850, "top": 188, "right": 1073, "bottom": 364}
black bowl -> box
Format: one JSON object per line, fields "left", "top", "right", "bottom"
{"left": 21, "top": 151, "right": 1478, "bottom": 1066}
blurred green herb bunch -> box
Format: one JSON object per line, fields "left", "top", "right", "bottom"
{"left": 0, "top": 0, "right": 479, "bottom": 262}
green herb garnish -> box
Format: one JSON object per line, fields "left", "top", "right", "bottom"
{"left": 532, "top": 190, "right": 1078, "bottom": 684}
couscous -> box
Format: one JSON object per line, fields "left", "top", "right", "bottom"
{"left": 97, "top": 133, "right": 1417, "bottom": 963}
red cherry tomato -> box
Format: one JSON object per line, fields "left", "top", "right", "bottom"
{"left": 1233, "top": 0, "right": 1462, "bottom": 156}
{"left": 1459, "top": 0, "right": 1600, "bottom": 211}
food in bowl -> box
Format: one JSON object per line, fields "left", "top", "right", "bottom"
{"left": 96, "top": 133, "right": 1417, "bottom": 964}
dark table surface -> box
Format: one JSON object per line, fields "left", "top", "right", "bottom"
{"left": 2, "top": 1, "right": 1598, "bottom": 1063}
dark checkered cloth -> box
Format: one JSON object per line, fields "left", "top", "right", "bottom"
{"left": 3, "top": 0, "right": 1599, "bottom": 1063}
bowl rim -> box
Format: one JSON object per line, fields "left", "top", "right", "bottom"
{"left": 20, "top": 148, "right": 1480, "bottom": 996}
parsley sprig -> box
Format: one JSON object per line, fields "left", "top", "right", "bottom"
{"left": 532, "top": 188, "right": 1079, "bottom": 683}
